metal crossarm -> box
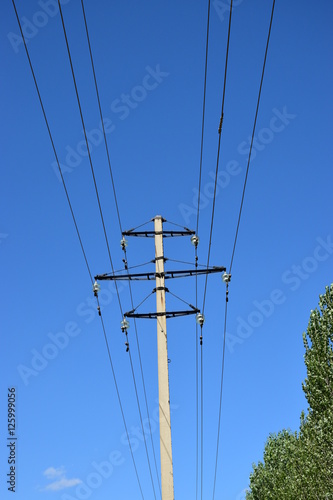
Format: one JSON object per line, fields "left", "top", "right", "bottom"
{"left": 122, "top": 229, "right": 195, "bottom": 238}
{"left": 125, "top": 308, "right": 200, "bottom": 319}
{"left": 95, "top": 266, "right": 226, "bottom": 282}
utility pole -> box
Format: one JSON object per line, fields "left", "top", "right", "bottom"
{"left": 94, "top": 216, "right": 226, "bottom": 499}
{"left": 154, "top": 215, "right": 174, "bottom": 499}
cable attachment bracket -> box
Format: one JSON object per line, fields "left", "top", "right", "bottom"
{"left": 153, "top": 286, "right": 169, "bottom": 293}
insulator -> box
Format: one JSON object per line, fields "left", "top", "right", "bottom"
{"left": 93, "top": 281, "right": 100, "bottom": 296}
{"left": 120, "top": 317, "right": 130, "bottom": 332}
{"left": 196, "top": 313, "right": 205, "bottom": 326}
{"left": 120, "top": 237, "right": 128, "bottom": 250}
{"left": 191, "top": 234, "right": 200, "bottom": 247}
{"left": 222, "top": 272, "right": 231, "bottom": 283}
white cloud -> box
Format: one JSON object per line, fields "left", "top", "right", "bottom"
{"left": 41, "top": 467, "right": 81, "bottom": 492}
{"left": 44, "top": 477, "right": 82, "bottom": 491}
{"left": 43, "top": 466, "right": 65, "bottom": 479}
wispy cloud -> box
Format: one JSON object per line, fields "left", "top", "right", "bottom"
{"left": 44, "top": 477, "right": 82, "bottom": 491}
{"left": 41, "top": 466, "right": 81, "bottom": 492}
{"left": 43, "top": 466, "right": 65, "bottom": 479}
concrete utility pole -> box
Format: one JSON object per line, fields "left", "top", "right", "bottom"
{"left": 154, "top": 215, "right": 174, "bottom": 499}
{"left": 94, "top": 215, "right": 226, "bottom": 500}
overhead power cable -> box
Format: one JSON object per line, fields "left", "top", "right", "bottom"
{"left": 11, "top": 0, "right": 93, "bottom": 285}
{"left": 195, "top": 244, "right": 200, "bottom": 500}
{"left": 58, "top": 3, "right": 160, "bottom": 495}
{"left": 79, "top": 2, "right": 161, "bottom": 493}
{"left": 229, "top": 0, "right": 276, "bottom": 275}
{"left": 127, "top": 287, "right": 162, "bottom": 495}
{"left": 212, "top": 2, "right": 276, "bottom": 498}
{"left": 200, "top": 331, "right": 204, "bottom": 500}
{"left": 80, "top": 0, "right": 123, "bottom": 236}
{"left": 194, "top": 2, "right": 233, "bottom": 499}
{"left": 12, "top": 2, "right": 145, "bottom": 496}
{"left": 202, "top": 0, "right": 233, "bottom": 316}
{"left": 194, "top": 1, "right": 211, "bottom": 497}
{"left": 97, "top": 298, "right": 145, "bottom": 500}
{"left": 195, "top": 0, "right": 210, "bottom": 499}
{"left": 57, "top": 1, "right": 124, "bottom": 315}
{"left": 127, "top": 341, "right": 157, "bottom": 499}
{"left": 212, "top": 285, "right": 229, "bottom": 499}
{"left": 196, "top": 0, "right": 211, "bottom": 238}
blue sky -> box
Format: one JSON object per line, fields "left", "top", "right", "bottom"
{"left": 1, "top": 0, "right": 332, "bottom": 499}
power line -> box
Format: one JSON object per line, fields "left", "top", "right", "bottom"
{"left": 196, "top": 0, "right": 211, "bottom": 238}
{"left": 195, "top": 246, "right": 200, "bottom": 500}
{"left": 229, "top": 0, "right": 276, "bottom": 275}
{"left": 212, "top": 286, "right": 229, "bottom": 499}
{"left": 78, "top": 2, "right": 161, "bottom": 493}
{"left": 57, "top": 1, "right": 123, "bottom": 314}
{"left": 12, "top": 1, "right": 145, "bottom": 496}
{"left": 212, "top": 2, "right": 276, "bottom": 497}
{"left": 96, "top": 298, "right": 145, "bottom": 500}
{"left": 80, "top": 0, "right": 123, "bottom": 236}
{"left": 196, "top": 4, "right": 233, "bottom": 497}
{"left": 127, "top": 288, "right": 162, "bottom": 496}
{"left": 58, "top": 3, "right": 159, "bottom": 494}
{"left": 11, "top": 0, "right": 93, "bottom": 285}
{"left": 127, "top": 345, "right": 157, "bottom": 500}
{"left": 124, "top": 250, "right": 162, "bottom": 495}
{"left": 200, "top": 328, "right": 204, "bottom": 500}
{"left": 202, "top": 0, "right": 233, "bottom": 315}
{"left": 194, "top": 1, "right": 211, "bottom": 497}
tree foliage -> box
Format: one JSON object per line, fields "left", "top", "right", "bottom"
{"left": 246, "top": 285, "right": 333, "bottom": 499}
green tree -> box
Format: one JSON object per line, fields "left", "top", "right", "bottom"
{"left": 246, "top": 285, "right": 333, "bottom": 499}
{"left": 246, "top": 430, "right": 300, "bottom": 499}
